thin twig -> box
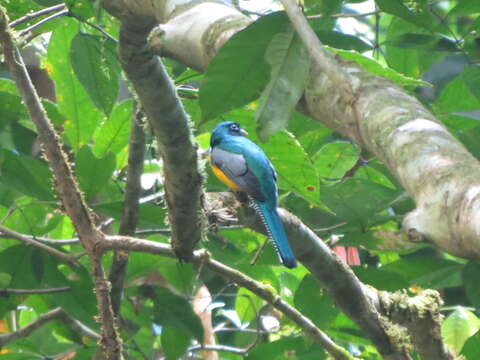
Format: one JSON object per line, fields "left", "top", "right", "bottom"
{"left": 307, "top": 11, "right": 378, "bottom": 20}
{"left": 188, "top": 344, "right": 246, "bottom": 355}
{"left": 0, "top": 287, "right": 70, "bottom": 295}
{"left": 9, "top": 3, "right": 66, "bottom": 27}
{"left": 68, "top": 11, "right": 118, "bottom": 43}
{"left": 17, "top": 9, "right": 69, "bottom": 37}
{"left": 0, "top": 224, "right": 79, "bottom": 267}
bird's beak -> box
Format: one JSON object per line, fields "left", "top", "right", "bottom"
{"left": 240, "top": 129, "right": 248, "bottom": 136}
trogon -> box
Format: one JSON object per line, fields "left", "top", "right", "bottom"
{"left": 209, "top": 121, "right": 297, "bottom": 268}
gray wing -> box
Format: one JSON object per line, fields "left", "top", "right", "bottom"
{"left": 211, "top": 147, "right": 265, "bottom": 202}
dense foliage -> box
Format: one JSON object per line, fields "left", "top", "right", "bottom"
{"left": 0, "top": 0, "right": 480, "bottom": 359}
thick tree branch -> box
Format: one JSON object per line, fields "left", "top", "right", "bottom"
{"left": 140, "top": 0, "right": 480, "bottom": 262}
{"left": 0, "top": 224, "right": 79, "bottom": 267}
{"left": 379, "top": 290, "right": 455, "bottom": 360}
{"left": 100, "top": 236, "right": 354, "bottom": 360}
{"left": 109, "top": 102, "right": 146, "bottom": 316}
{"left": 0, "top": 9, "right": 122, "bottom": 359}
{"left": 103, "top": 8, "right": 203, "bottom": 262}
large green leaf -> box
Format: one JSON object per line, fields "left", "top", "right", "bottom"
{"left": 76, "top": 145, "right": 116, "bottom": 200}
{"left": 315, "top": 141, "right": 360, "bottom": 180}
{"left": 0, "top": 246, "right": 40, "bottom": 288}
{"left": 150, "top": 286, "right": 204, "bottom": 343}
{"left": 47, "top": 18, "right": 103, "bottom": 151}
{"left": 442, "top": 307, "right": 480, "bottom": 354}
{"left": 294, "top": 275, "right": 338, "bottom": 329}
{"left": 320, "top": 178, "right": 400, "bottom": 226}
{"left": 317, "top": 30, "right": 372, "bottom": 52}
{"left": 434, "top": 71, "right": 480, "bottom": 113}
{"left": 0, "top": 150, "right": 54, "bottom": 201}
{"left": 70, "top": 33, "right": 120, "bottom": 115}
{"left": 93, "top": 201, "right": 166, "bottom": 228}
{"left": 330, "top": 47, "right": 430, "bottom": 87}
{"left": 462, "top": 65, "right": 480, "bottom": 102}
{"left": 384, "top": 33, "right": 457, "bottom": 52}
{"left": 461, "top": 331, "right": 480, "bottom": 359}
{"left": 463, "top": 261, "right": 480, "bottom": 309}
{"left": 199, "top": 12, "right": 288, "bottom": 121}
{"left": 382, "top": 256, "right": 463, "bottom": 289}
{"left": 42, "top": 258, "right": 98, "bottom": 330}
{"left": 93, "top": 99, "right": 132, "bottom": 157}
{"left": 255, "top": 25, "right": 311, "bottom": 141}
{"left": 161, "top": 327, "right": 190, "bottom": 360}
{"left": 375, "top": 0, "right": 436, "bottom": 30}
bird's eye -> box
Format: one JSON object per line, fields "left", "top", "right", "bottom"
{"left": 230, "top": 124, "right": 239, "bottom": 132}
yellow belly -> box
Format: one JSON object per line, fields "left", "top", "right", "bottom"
{"left": 211, "top": 164, "right": 241, "bottom": 191}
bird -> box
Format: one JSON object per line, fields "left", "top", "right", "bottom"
{"left": 209, "top": 121, "right": 297, "bottom": 268}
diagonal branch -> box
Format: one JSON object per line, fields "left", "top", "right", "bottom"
{"left": 100, "top": 236, "right": 355, "bottom": 360}
{"left": 0, "top": 307, "right": 64, "bottom": 347}
{"left": 109, "top": 102, "right": 146, "bottom": 316}
{"left": 0, "top": 224, "right": 79, "bottom": 267}
{"left": 0, "top": 9, "right": 122, "bottom": 359}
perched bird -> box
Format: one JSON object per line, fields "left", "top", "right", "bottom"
{"left": 209, "top": 121, "right": 297, "bottom": 268}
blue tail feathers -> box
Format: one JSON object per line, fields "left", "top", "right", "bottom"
{"left": 254, "top": 201, "right": 297, "bottom": 268}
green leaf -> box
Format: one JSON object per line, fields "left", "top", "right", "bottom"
{"left": 317, "top": 30, "right": 372, "bottom": 52}
{"left": 435, "top": 71, "right": 480, "bottom": 113}
{"left": 256, "top": 26, "right": 311, "bottom": 141}
{"left": 47, "top": 18, "right": 103, "bottom": 151}
{"left": 383, "top": 256, "right": 463, "bottom": 289}
{"left": 321, "top": 178, "right": 400, "bottom": 226}
{"left": 375, "top": 0, "right": 435, "bottom": 30}
{"left": 463, "top": 261, "right": 480, "bottom": 309}
{"left": 76, "top": 145, "right": 116, "bottom": 200}
{"left": 150, "top": 286, "right": 204, "bottom": 343}
{"left": 93, "top": 99, "right": 132, "bottom": 157}
{"left": 43, "top": 258, "right": 98, "bottom": 330}
{"left": 315, "top": 141, "right": 360, "bottom": 179}
{"left": 449, "top": 2, "right": 480, "bottom": 16}
{"left": 462, "top": 65, "right": 480, "bottom": 102}
{"left": 70, "top": 33, "right": 120, "bottom": 115}
{"left": 33, "top": 0, "right": 63, "bottom": 5}
{"left": 0, "top": 150, "right": 54, "bottom": 201}
{"left": 0, "top": 246, "right": 39, "bottom": 288}
{"left": 442, "top": 307, "right": 480, "bottom": 354}
{"left": 384, "top": 33, "right": 458, "bottom": 51}
{"left": 461, "top": 331, "right": 480, "bottom": 359}
{"left": 294, "top": 275, "right": 338, "bottom": 329}
{"left": 161, "top": 327, "right": 190, "bottom": 360}
{"left": 93, "top": 201, "right": 166, "bottom": 228}
{"left": 66, "top": 0, "right": 96, "bottom": 19}
{"left": 330, "top": 47, "right": 430, "bottom": 87}
{"left": 199, "top": 12, "right": 288, "bottom": 121}
{"left": 354, "top": 267, "right": 408, "bottom": 291}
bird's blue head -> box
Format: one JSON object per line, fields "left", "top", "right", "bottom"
{"left": 210, "top": 121, "right": 248, "bottom": 147}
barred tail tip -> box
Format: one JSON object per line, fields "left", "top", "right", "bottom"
{"left": 252, "top": 199, "right": 297, "bottom": 268}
